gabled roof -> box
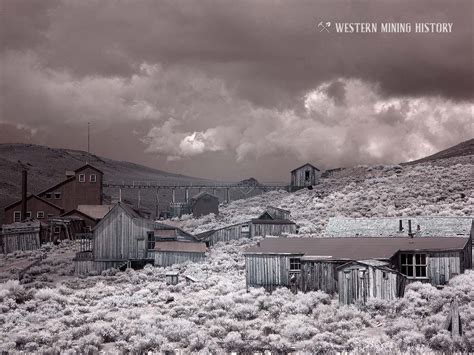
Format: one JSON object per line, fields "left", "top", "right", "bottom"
{"left": 195, "top": 230, "right": 216, "bottom": 241}
{"left": 290, "top": 163, "right": 320, "bottom": 173}
{"left": 155, "top": 222, "right": 196, "bottom": 240}
{"left": 335, "top": 260, "right": 406, "bottom": 277}
{"left": 245, "top": 236, "right": 470, "bottom": 261}
{"left": 75, "top": 163, "right": 103, "bottom": 175}
{"left": 4, "top": 194, "right": 64, "bottom": 212}
{"left": 326, "top": 217, "right": 473, "bottom": 237}
{"left": 191, "top": 191, "right": 219, "bottom": 201}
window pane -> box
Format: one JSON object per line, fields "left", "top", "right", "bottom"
{"left": 420, "top": 254, "right": 426, "bottom": 264}
{"left": 401, "top": 266, "right": 407, "bottom": 275}
{"left": 416, "top": 254, "right": 420, "bottom": 264}
{"left": 401, "top": 254, "right": 406, "bottom": 264}
{"left": 407, "top": 267, "right": 413, "bottom": 277}
{"left": 406, "top": 254, "right": 413, "bottom": 264}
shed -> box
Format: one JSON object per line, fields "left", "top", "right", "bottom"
{"left": 166, "top": 271, "right": 179, "bottom": 285}
{"left": 154, "top": 241, "right": 207, "bottom": 267}
{"left": 337, "top": 260, "right": 407, "bottom": 305}
{"left": 190, "top": 192, "right": 219, "bottom": 217}
{"left": 290, "top": 163, "right": 321, "bottom": 191}
{"left": 195, "top": 222, "right": 250, "bottom": 247}
{"left": 264, "top": 206, "right": 291, "bottom": 220}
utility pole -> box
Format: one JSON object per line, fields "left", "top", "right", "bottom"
{"left": 87, "top": 122, "right": 90, "bottom": 154}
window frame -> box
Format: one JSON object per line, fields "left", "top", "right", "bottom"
{"left": 78, "top": 174, "right": 86, "bottom": 183}
{"left": 289, "top": 257, "right": 301, "bottom": 271}
{"left": 14, "top": 211, "right": 21, "bottom": 222}
{"left": 400, "top": 252, "right": 427, "bottom": 279}
{"left": 147, "top": 231, "right": 155, "bottom": 250}
{"left": 54, "top": 226, "right": 61, "bottom": 234}
{"left": 90, "top": 174, "right": 97, "bottom": 183}
{"left": 26, "top": 211, "right": 32, "bottom": 219}
{"left": 54, "top": 192, "right": 61, "bottom": 199}
{"left": 37, "top": 211, "right": 45, "bottom": 219}
{"left": 304, "top": 170, "right": 310, "bottom": 181}
{"left": 45, "top": 193, "right": 52, "bottom": 199}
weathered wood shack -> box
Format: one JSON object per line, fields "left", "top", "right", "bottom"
{"left": 196, "top": 222, "right": 250, "bottom": 247}
{"left": 290, "top": 163, "right": 321, "bottom": 191}
{"left": 0, "top": 221, "right": 45, "bottom": 254}
{"left": 244, "top": 234, "right": 472, "bottom": 303}
{"left": 190, "top": 192, "right": 219, "bottom": 217}
{"left": 250, "top": 219, "right": 297, "bottom": 238}
{"left": 74, "top": 204, "right": 205, "bottom": 274}
{"left": 337, "top": 260, "right": 406, "bottom": 305}
{"left": 154, "top": 241, "right": 206, "bottom": 267}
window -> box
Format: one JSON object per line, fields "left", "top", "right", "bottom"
{"left": 382, "top": 271, "right": 388, "bottom": 280}
{"left": 90, "top": 174, "right": 97, "bottom": 182}
{"left": 54, "top": 192, "right": 61, "bottom": 199}
{"left": 241, "top": 224, "right": 250, "bottom": 234}
{"left": 14, "top": 211, "right": 21, "bottom": 222}
{"left": 289, "top": 257, "right": 301, "bottom": 271}
{"left": 401, "top": 253, "right": 427, "bottom": 278}
{"left": 37, "top": 211, "right": 45, "bottom": 219}
{"left": 304, "top": 170, "right": 310, "bottom": 181}
{"left": 45, "top": 193, "right": 52, "bottom": 199}
{"left": 54, "top": 227, "right": 61, "bottom": 234}
{"left": 78, "top": 174, "right": 86, "bottom": 182}
{"left": 147, "top": 231, "right": 155, "bottom": 250}
{"left": 26, "top": 211, "right": 32, "bottom": 219}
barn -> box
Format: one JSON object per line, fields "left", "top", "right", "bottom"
{"left": 190, "top": 192, "right": 219, "bottom": 217}
{"left": 244, "top": 234, "right": 472, "bottom": 303}
{"left": 290, "top": 163, "right": 321, "bottom": 191}
{"left": 74, "top": 203, "right": 206, "bottom": 274}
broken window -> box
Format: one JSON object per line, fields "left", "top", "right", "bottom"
{"left": 401, "top": 253, "right": 427, "bottom": 278}
{"left": 304, "top": 170, "right": 310, "bottom": 181}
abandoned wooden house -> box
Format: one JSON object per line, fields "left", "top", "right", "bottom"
{"left": 4, "top": 195, "right": 64, "bottom": 224}
{"left": 290, "top": 163, "right": 321, "bottom": 191}
{"left": 190, "top": 191, "right": 219, "bottom": 217}
{"left": 74, "top": 203, "right": 206, "bottom": 274}
{"left": 245, "top": 234, "right": 472, "bottom": 304}
{"left": 195, "top": 207, "right": 297, "bottom": 247}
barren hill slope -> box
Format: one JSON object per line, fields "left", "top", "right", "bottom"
{"left": 402, "top": 138, "right": 474, "bottom": 165}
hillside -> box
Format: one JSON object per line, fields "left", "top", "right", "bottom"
{"left": 0, "top": 153, "right": 473, "bottom": 353}
{"left": 0, "top": 143, "right": 210, "bottom": 222}
{"left": 402, "top": 138, "right": 474, "bottom": 165}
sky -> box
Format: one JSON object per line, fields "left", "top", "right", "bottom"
{"left": 0, "top": 0, "right": 473, "bottom": 181}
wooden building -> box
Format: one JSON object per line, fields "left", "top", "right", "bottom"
{"left": 4, "top": 195, "right": 64, "bottom": 224}
{"left": 245, "top": 234, "right": 472, "bottom": 303}
{"left": 154, "top": 241, "right": 206, "bottom": 267}
{"left": 0, "top": 220, "right": 46, "bottom": 254}
{"left": 290, "top": 163, "right": 321, "bottom": 191}
{"left": 337, "top": 260, "right": 406, "bottom": 305}
{"left": 4, "top": 164, "right": 103, "bottom": 224}
{"left": 190, "top": 192, "right": 219, "bottom": 217}
{"left": 74, "top": 203, "right": 206, "bottom": 274}
{"left": 196, "top": 208, "right": 297, "bottom": 247}
{"left": 265, "top": 206, "right": 291, "bottom": 220}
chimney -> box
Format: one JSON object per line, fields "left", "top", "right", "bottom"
{"left": 408, "top": 219, "right": 413, "bottom": 238}
{"left": 399, "top": 219, "right": 403, "bottom": 232}
{"left": 21, "top": 170, "right": 27, "bottom": 222}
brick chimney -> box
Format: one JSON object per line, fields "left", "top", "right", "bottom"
{"left": 21, "top": 170, "right": 27, "bottom": 221}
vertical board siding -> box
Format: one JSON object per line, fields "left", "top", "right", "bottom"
{"left": 428, "top": 251, "right": 462, "bottom": 286}
{"left": 301, "top": 261, "right": 341, "bottom": 294}
{"left": 246, "top": 254, "right": 300, "bottom": 291}
{"left": 290, "top": 165, "right": 320, "bottom": 188}
{"left": 250, "top": 224, "right": 297, "bottom": 238}
{"left": 337, "top": 264, "right": 405, "bottom": 305}
{"left": 207, "top": 224, "right": 248, "bottom": 246}
{"left": 1, "top": 232, "right": 41, "bottom": 254}
{"left": 154, "top": 251, "right": 205, "bottom": 267}
{"left": 74, "top": 260, "right": 124, "bottom": 275}
{"left": 93, "top": 206, "right": 153, "bottom": 261}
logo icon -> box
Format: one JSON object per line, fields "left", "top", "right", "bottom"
{"left": 318, "top": 21, "right": 331, "bottom": 33}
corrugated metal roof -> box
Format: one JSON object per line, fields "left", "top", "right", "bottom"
{"left": 326, "top": 217, "right": 473, "bottom": 237}
{"left": 155, "top": 241, "right": 207, "bottom": 253}
{"left": 77, "top": 205, "right": 113, "bottom": 220}
{"left": 244, "top": 236, "right": 469, "bottom": 261}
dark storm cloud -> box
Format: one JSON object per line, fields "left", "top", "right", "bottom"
{"left": 0, "top": 0, "right": 472, "bottom": 180}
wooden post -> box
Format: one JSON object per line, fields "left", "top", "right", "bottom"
{"left": 225, "top": 188, "right": 230, "bottom": 204}
{"left": 155, "top": 190, "right": 160, "bottom": 219}
{"left": 137, "top": 190, "right": 141, "bottom": 209}
{"left": 444, "top": 298, "right": 462, "bottom": 337}
{"left": 172, "top": 188, "right": 176, "bottom": 203}
{"left": 119, "top": 188, "right": 122, "bottom": 202}
{"left": 185, "top": 188, "right": 189, "bottom": 203}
